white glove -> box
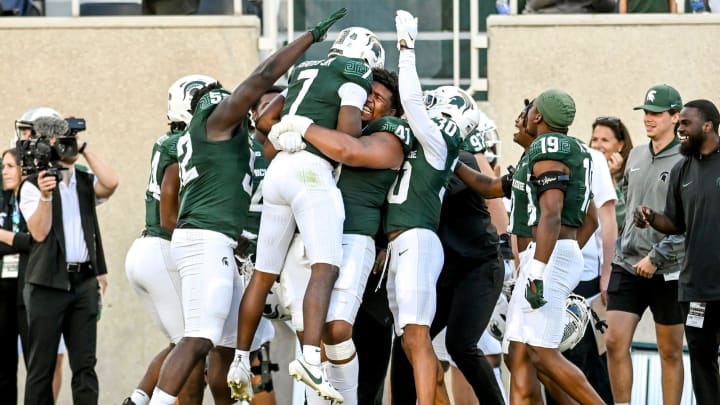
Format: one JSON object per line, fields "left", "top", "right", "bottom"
{"left": 280, "top": 114, "right": 314, "bottom": 137}
{"left": 277, "top": 131, "right": 306, "bottom": 153}
{"left": 395, "top": 10, "right": 418, "bottom": 50}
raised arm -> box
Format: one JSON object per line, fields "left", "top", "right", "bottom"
{"left": 395, "top": 10, "right": 448, "bottom": 170}
{"left": 206, "top": 8, "right": 348, "bottom": 141}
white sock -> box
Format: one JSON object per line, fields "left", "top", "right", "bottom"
{"left": 303, "top": 344, "right": 322, "bottom": 366}
{"left": 148, "top": 388, "right": 176, "bottom": 405}
{"left": 616, "top": 403, "right": 630, "bottom": 405}
{"left": 327, "top": 357, "right": 359, "bottom": 405}
{"left": 235, "top": 349, "right": 251, "bottom": 368}
{"left": 130, "top": 389, "right": 150, "bottom": 405}
{"left": 493, "top": 367, "right": 508, "bottom": 405}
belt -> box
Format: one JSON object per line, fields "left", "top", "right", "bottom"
{"left": 66, "top": 262, "right": 92, "bottom": 273}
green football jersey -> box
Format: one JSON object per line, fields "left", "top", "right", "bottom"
{"left": 339, "top": 116, "right": 413, "bottom": 236}
{"left": 144, "top": 130, "right": 182, "bottom": 240}
{"left": 384, "top": 116, "right": 461, "bottom": 234}
{"left": 507, "top": 153, "right": 532, "bottom": 238}
{"left": 176, "top": 89, "right": 254, "bottom": 240}
{"left": 282, "top": 56, "right": 373, "bottom": 161}
{"left": 461, "top": 128, "right": 487, "bottom": 154}
{"left": 245, "top": 135, "right": 268, "bottom": 237}
{"left": 526, "top": 133, "right": 592, "bottom": 228}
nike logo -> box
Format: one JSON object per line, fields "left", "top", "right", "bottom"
{"left": 399, "top": 249, "right": 409, "bottom": 256}
{"left": 408, "top": 33, "right": 415, "bottom": 42}
{"left": 298, "top": 361, "right": 323, "bottom": 384}
{"left": 682, "top": 181, "right": 693, "bottom": 188}
{"left": 630, "top": 168, "right": 640, "bottom": 173}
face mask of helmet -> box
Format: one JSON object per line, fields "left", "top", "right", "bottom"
{"left": 423, "top": 86, "right": 480, "bottom": 140}
{"left": 559, "top": 293, "right": 591, "bottom": 352}
{"left": 328, "top": 27, "right": 385, "bottom": 69}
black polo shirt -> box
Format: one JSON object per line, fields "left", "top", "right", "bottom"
{"left": 438, "top": 150, "right": 499, "bottom": 260}
{"left": 664, "top": 149, "right": 720, "bottom": 302}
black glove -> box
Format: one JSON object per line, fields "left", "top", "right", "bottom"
{"left": 501, "top": 165, "right": 516, "bottom": 199}
{"left": 309, "top": 7, "right": 348, "bottom": 43}
{"left": 498, "top": 233, "right": 514, "bottom": 261}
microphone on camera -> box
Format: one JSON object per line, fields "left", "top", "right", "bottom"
{"left": 32, "top": 116, "right": 69, "bottom": 138}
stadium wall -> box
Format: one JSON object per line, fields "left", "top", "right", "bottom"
{"left": 487, "top": 13, "right": 720, "bottom": 169}
{"left": 0, "top": 16, "right": 260, "bottom": 404}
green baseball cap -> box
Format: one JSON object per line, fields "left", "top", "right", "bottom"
{"left": 633, "top": 84, "right": 683, "bottom": 112}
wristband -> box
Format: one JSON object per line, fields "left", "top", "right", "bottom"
{"left": 40, "top": 195, "right": 53, "bottom": 203}
{"left": 528, "top": 259, "right": 546, "bottom": 279}
{"left": 78, "top": 142, "right": 87, "bottom": 154}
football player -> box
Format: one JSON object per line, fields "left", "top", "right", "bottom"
{"left": 123, "top": 74, "right": 215, "bottom": 405}
{"left": 507, "top": 89, "right": 603, "bottom": 404}
{"left": 384, "top": 10, "right": 473, "bottom": 405}
{"left": 146, "top": 9, "right": 347, "bottom": 405}
{"left": 261, "top": 67, "right": 409, "bottom": 405}
{"left": 229, "top": 23, "right": 385, "bottom": 404}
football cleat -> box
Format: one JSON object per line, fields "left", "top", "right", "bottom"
{"left": 227, "top": 357, "right": 255, "bottom": 402}
{"left": 289, "top": 357, "right": 344, "bottom": 403}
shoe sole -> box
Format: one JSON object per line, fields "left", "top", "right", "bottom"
{"left": 288, "top": 364, "right": 344, "bottom": 403}
{"left": 228, "top": 381, "right": 254, "bottom": 402}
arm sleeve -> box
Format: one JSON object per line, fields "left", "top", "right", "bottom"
{"left": 649, "top": 162, "right": 685, "bottom": 267}
{"left": 337, "top": 82, "right": 368, "bottom": 110}
{"left": 662, "top": 162, "right": 686, "bottom": 233}
{"left": 398, "top": 50, "right": 448, "bottom": 170}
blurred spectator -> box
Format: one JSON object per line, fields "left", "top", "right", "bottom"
{"left": 523, "top": 0, "right": 616, "bottom": 13}
{"left": 619, "top": 0, "right": 676, "bottom": 13}
{"left": 142, "top": 0, "right": 198, "bottom": 15}
{"left": 590, "top": 116, "right": 634, "bottom": 233}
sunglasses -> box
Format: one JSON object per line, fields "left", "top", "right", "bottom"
{"left": 593, "top": 116, "right": 625, "bottom": 140}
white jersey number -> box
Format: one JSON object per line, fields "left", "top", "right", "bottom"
{"left": 177, "top": 132, "right": 199, "bottom": 188}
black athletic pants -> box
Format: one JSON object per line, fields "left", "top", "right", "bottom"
{"left": 681, "top": 300, "right": 720, "bottom": 405}
{"left": 354, "top": 269, "right": 394, "bottom": 405}
{"left": 390, "top": 252, "right": 505, "bottom": 405}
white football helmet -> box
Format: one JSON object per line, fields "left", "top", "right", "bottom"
{"left": 167, "top": 74, "right": 217, "bottom": 124}
{"left": 486, "top": 293, "right": 510, "bottom": 341}
{"left": 559, "top": 293, "right": 591, "bottom": 353}
{"left": 14, "top": 107, "right": 62, "bottom": 142}
{"left": 423, "top": 86, "right": 480, "bottom": 139}
{"left": 328, "top": 27, "right": 385, "bottom": 69}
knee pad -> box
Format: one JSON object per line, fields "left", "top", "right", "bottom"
{"left": 250, "top": 343, "right": 278, "bottom": 393}
{"left": 324, "top": 339, "right": 356, "bottom": 362}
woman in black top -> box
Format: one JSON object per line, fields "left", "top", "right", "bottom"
{"left": 0, "top": 148, "right": 33, "bottom": 403}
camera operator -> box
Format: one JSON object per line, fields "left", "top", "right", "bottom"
{"left": 19, "top": 116, "right": 119, "bottom": 405}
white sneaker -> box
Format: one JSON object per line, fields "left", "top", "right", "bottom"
{"left": 227, "top": 357, "right": 254, "bottom": 402}
{"left": 288, "top": 358, "right": 344, "bottom": 403}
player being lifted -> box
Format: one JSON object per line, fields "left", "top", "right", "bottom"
{"left": 228, "top": 22, "right": 385, "bottom": 404}
{"left": 261, "top": 67, "right": 409, "bottom": 405}
{"left": 146, "top": 9, "right": 348, "bottom": 405}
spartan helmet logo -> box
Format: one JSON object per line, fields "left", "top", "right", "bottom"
{"left": 646, "top": 90, "right": 657, "bottom": 103}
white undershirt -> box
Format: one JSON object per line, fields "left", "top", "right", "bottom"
{"left": 20, "top": 169, "right": 101, "bottom": 263}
